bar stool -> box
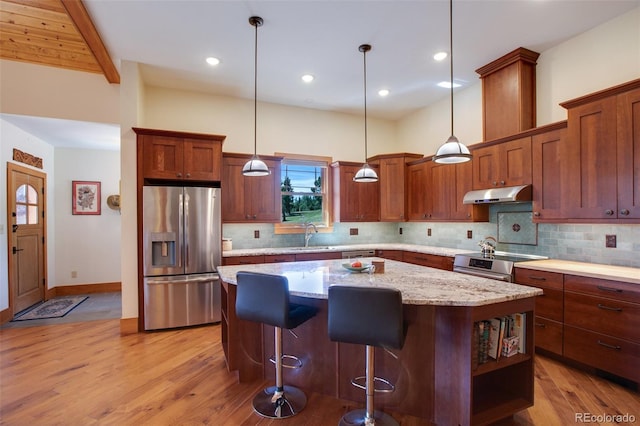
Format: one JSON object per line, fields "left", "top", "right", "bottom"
{"left": 236, "top": 271, "right": 317, "bottom": 419}
{"left": 328, "top": 285, "right": 405, "bottom": 426}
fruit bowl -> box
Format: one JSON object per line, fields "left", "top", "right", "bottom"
{"left": 342, "top": 262, "right": 371, "bottom": 272}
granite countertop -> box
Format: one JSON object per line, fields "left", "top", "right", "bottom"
{"left": 515, "top": 259, "right": 640, "bottom": 285}
{"left": 222, "top": 243, "right": 474, "bottom": 258}
{"left": 218, "top": 257, "right": 542, "bottom": 307}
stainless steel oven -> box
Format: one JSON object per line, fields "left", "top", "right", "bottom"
{"left": 453, "top": 253, "right": 547, "bottom": 282}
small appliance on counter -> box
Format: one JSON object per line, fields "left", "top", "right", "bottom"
{"left": 142, "top": 185, "right": 222, "bottom": 330}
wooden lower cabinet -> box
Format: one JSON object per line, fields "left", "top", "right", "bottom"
{"left": 402, "top": 251, "right": 453, "bottom": 271}
{"left": 375, "top": 249, "right": 403, "bottom": 261}
{"left": 222, "top": 255, "right": 264, "bottom": 266}
{"left": 514, "top": 268, "right": 564, "bottom": 356}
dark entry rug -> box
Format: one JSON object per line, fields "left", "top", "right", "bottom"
{"left": 12, "top": 296, "right": 88, "bottom": 321}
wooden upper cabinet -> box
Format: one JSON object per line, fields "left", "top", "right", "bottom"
{"left": 332, "top": 161, "right": 379, "bottom": 222}
{"left": 370, "top": 153, "right": 423, "bottom": 221}
{"left": 531, "top": 124, "right": 567, "bottom": 221}
{"left": 407, "top": 160, "right": 429, "bottom": 221}
{"left": 560, "top": 80, "right": 640, "bottom": 221}
{"left": 407, "top": 158, "right": 488, "bottom": 222}
{"left": 134, "top": 127, "right": 224, "bottom": 183}
{"left": 222, "top": 153, "right": 282, "bottom": 223}
{"left": 476, "top": 47, "right": 539, "bottom": 141}
{"left": 617, "top": 87, "right": 640, "bottom": 219}
{"left": 471, "top": 136, "right": 532, "bottom": 189}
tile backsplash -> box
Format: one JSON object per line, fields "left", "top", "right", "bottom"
{"left": 222, "top": 203, "right": 640, "bottom": 268}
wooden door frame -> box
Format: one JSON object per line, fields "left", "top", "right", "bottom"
{"left": 5, "top": 162, "right": 49, "bottom": 319}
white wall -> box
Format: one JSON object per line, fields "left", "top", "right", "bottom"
{"left": 0, "top": 119, "right": 55, "bottom": 311}
{"left": 143, "top": 86, "right": 399, "bottom": 161}
{"left": 54, "top": 148, "right": 121, "bottom": 286}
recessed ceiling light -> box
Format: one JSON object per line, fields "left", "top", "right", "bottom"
{"left": 301, "top": 74, "right": 314, "bottom": 83}
{"left": 378, "top": 89, "right": 390, "bottom": 97}
{"left": 433, "top": 51, "right": 448, "bottom": 61}
{"left": 438, "top": 81, "right": 461, "bottom": 89}
{"left": 206, "top": 57, "right": 220, "bottom": 66}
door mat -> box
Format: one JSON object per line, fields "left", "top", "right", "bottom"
{"left": 12, "top": 296, "right": 88, "bottom": 321}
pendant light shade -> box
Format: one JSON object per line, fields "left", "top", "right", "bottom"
{"left": 353, "top": 44, "right": 378, "bottom": 183}
{"left": 243, "top": 16, "right": 270, "bottom": 177}
{"left": 433, "top": 0, "right": 472, "bottom": 164}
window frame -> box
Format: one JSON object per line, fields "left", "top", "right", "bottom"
{"left": 274, "top": 153, "right": 333, "bottom": 235}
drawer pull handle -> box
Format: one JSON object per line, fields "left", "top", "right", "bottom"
{"left": 597, "top": 303, "right": 623, "bottom": 312}
{"left": 535, "top": 323, "right": 546, "bottom": 328}
{"left": 528, "top": 276, "right": 547, "bottom": 281}
{"left": 597, "top": 340, "right": 621, "bottom": 351}
{"left": 596, "top": 285, "right": 623, "bottom": 293}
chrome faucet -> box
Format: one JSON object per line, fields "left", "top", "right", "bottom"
{"left": 303, "top": 222, "right": 318, "bottom": 247}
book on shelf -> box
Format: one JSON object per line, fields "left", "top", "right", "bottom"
{"left": 513, "top": 312, "right": 526, "bottom": 354}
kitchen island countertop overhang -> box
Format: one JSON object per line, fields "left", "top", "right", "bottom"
{"left": 217, "top": 257, "right": 543, "bottom": 306}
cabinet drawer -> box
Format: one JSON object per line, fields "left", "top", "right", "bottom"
{"left": 564, "top": 325, "right": 640, "bottom": 383}
{"left": 403, "top": 252, "right": 450, "bottom": 270}
{"left": 514, "top": 268, "right": 563, "bottom": 291}
{"left": 375, "top": 250, "right": 403, "bottom": 261}
{"left": 533, "top": 316, "right": 563, "bottom": 355}
{"left": 565, "top": 292, "right": 640, "bottom": 342}
{"left": 222, "top": 255, "right": 265, "bottom": 265}
{"left": 264, "top": 254, "right": 296, "bottom": 263}
{"left": 295, "top": 252, "right": 342, "bottom": 261}
{"left": 565, "top": 275, "right": 640, "bottom": 304}
{"left": 535, "top": 288, "right": 563, "bottom": 322}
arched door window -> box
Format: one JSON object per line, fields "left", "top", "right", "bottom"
{"left": 16, "top": 184, "right": 39, "bottom": 225}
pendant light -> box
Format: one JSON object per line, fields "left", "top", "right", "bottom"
{"left": 433, "top": 0, "right": 472, "bottom": 164}
{"left": 242, "top": 16, "right": 271, "bottom": 176}
{"left": 353, "top": 44, "right": 378, "bottom": 183}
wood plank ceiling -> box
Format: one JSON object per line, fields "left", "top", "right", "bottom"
{"left": 0, "top": 0, "right": 119, "bottom": 83}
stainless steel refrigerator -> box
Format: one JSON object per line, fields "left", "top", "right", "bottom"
{"left": 142, "top": 185, "right": 221, "bottom": 330}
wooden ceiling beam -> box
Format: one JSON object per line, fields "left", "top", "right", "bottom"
{"left": 60, "top": 0, "right": 119, "bottom": 84}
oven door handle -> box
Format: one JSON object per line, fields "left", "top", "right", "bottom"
{"left": 453, "top": 266, "right": 512, "bottom": 282}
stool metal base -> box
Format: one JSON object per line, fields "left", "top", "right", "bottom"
{"left": 339, "top": 408, "right": 399, "bottom": 426}
{"left": 252, "top": 385, "right": 307, "bottom": 419}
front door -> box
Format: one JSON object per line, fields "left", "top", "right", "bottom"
{"left": 7, "top": 163, "right": 47, "bottom": 314}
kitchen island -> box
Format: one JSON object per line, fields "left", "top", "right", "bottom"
{"left": 218, "top": 258, "right": 543, "bottom": 425}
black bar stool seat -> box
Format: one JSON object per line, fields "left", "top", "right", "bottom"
{"left": 328, "top": 285, "right": 405, "bottom": 426}
{"left": 236, "top": 271, "right": 317, "bottom": 419}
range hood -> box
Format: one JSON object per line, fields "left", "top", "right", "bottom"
{"left": 463, "top": 184, "right": 532, "bottom": 204}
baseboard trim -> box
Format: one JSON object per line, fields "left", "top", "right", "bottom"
{"left": 120, "top": 317, "right": 139, "bottom": 335}
{"left": 54, "top": 282, "right": 121, "bottom": 296}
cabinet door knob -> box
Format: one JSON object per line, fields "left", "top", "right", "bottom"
{"left": 492, "top": 181, "right": 498, "bottom": 186}
{"left": 176, "top": 173, "right": 182, "bottom": 178}
{"left": 620, "top": 209, "right": 630, "bottom": 216}
{"left": 533, "top": 212, "right": 540, "bottom": 217}
{"left": 186, "top": 173, "right": 191, "bottom": 178}
{"left": 605, "top": 209, "right": 614, "bottom": 216}
{"left": 500, "top": 180, "right": 506, "bottom": 186}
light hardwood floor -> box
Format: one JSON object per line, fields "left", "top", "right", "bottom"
{"left": 1, "top": 320, "right": 638, "bottom": 425}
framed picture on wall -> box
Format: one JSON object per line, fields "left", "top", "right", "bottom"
{"left": 72, "top": 181, "right": 101, "bottom": 215}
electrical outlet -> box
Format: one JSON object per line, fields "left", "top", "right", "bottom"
{"left": 71, "top": 270, "right": 78, "bottom": 278}
{"left": 254, "top": 230, "right": 260, "bottom": 239}
{"left": 606, "top": 234, "right": 617, "bottom": 248}
{"left": 467, "top": 230, "right": 473, "bottom": 239}
{"left": 399, "top": 227, "right": 403, "bottom": 235}
{"left": 350, "top": 228, "right": 359, "bottom": 236}
{"left": 427, "top": 228, "right": 432, "bottom": 237}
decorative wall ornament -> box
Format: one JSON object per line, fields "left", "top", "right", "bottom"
{"left": 72, "top": 181, "right": 101, "bottom": 215}
{"left": 13, "top": 148, "right": 43, "bottom": 169}
{"left": 497, "top": 212, "right": 537, "bottom": 245}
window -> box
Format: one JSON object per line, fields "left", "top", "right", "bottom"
{"left": 275, "top": 154, "right": 332, "bottom": 234}
{"left": 16, "top": 184, "right": 39, "bottom": 225}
